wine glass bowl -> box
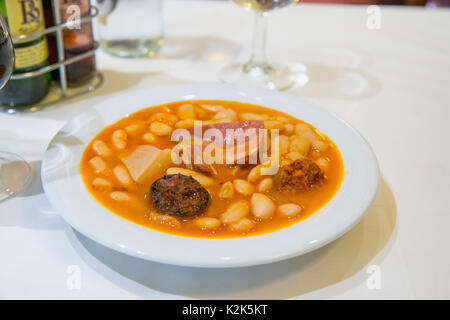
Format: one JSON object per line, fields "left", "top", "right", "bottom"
{"left": 220, "top": 0, "right": 306, "bottom": 90}
{"left": 0, "top": 14, "right": 33, "bottom": 202}
{"left": 233, "top": 0, "right": 294, "bottom": 11}
{"left": 0, "top": 15, "right": 13, "bottom": 91}
{"left": 0, "top": 151, "right": 32, "bottom": 203}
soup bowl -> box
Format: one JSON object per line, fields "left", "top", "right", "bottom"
{"left": 42, "top": 83, "right": 379, "bottom": 268}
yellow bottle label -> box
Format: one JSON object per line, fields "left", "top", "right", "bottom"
{"left": 14, "top": 38, "right": 48, "bottom": 69}
{"left": 5, "top": 0, "right": 48, "bottom": 69}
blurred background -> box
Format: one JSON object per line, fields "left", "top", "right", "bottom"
{"left": 247, "top": 0, "right": 449, "bottom": 6}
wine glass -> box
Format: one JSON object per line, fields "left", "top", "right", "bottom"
{"left": 0, "top": 14, "right": 32, "bottom": 202}
{"left": 220, "top": 0, "right": 307, "bottom": 90}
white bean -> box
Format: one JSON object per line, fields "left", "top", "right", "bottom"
{"left": 175, "top": 118, "right": 195, "bottom": 129}
{"left": 301, "top": 130, "right": 321, "bottom": 143}
{"left": 264, "top": 120, "right": 284, "bottom": 130}
{"left": 177, "top": 104, "right": 196, "bottom": 120}
{"left": 233, "top": 179, "right": 255, "bottom": 196}
{"left": 125, "top": 122, "right": 145, "bottom": 136}
{"left": 295, "top": 123, "right": 312, "bottom": 135}
{"left": 289, "top": 136, "right": 311, "bottom": 155}
{"left": 150, "top": 121, "right": 172, "bottom": 136}
{"left": 278, "top": 203, "right": 302, "bottom": 218}
{"left": 257, "top": 178, "right": 273, "bottom": 192}
{"left": 92, "top": 177, "right": 111, "bottom": 187}
{"left": 113, "top": 165, "right": 132, "bottom": 185}
{"left": 213, "top": 108, "right": 237, "bottom": 121}
{"left": 194, "top": 106, "right": 208, "bottom": 119}
{"left": 112, "top": 129, "right": 127, "bottom": 150}
{"left": 316, "top": 157, "right": 330, "bottom": 170}
{"left": 194, "top": 217, "right": 221, "bottom": 230}
{"left": 284, "top": 123, "right": 295, "bottom": 135}
{"left": 286, "top": 151, "right": 305, "bottom": 161}
{"left": 312, "top": 140, "right": 329, "bottom": 152}
{"left": 92, "top": 140, "right": 111, "bottom": 157}
{"left": 275, "top": 116, "right": 290, "bottom": 123}
{"left": 220, "top": 201, "right": 249, "bottom": 224}
{"left": 247, "top": 166, "right": 261, "bottom": 182}
{"left": 251, "top": 193, "right": 275, "bottom": 220}
{"left": 110, "top": 191, "right": 130, "bottom": 201}
{"left": 247, "top": 161, "right": 273, "bottom": 182}
{"left": 150, "top": 112, "right": 178, "bottom": 125}
{"left": 279, "top": 135, "right": 290, "bottom": 155}
{"left": 229, "top": 218, "right": 255, "bottom": 232}
{"left": 89, "top": 156, "right": 106, "bottom": 173}
{"left": 142, "top": 132, "right": 157, "bottom": 144}
{"left": 219, "top": 181, "right": 235, "bottom": 199}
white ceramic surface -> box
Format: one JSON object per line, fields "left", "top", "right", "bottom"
{"left": 41, "top": 83, "right": 379, "bottom": 268}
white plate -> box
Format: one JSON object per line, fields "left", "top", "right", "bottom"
{"left": 42, "top": 83, "right": 379, "bottom": 268}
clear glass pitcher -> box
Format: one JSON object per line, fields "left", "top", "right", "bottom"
{"left": 94, "top": 0, "right": 164, "bottom": 58}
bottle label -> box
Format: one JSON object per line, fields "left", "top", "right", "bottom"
{"left": 59, "top": 0, "right": 94, "bottom": 50}
{"left": 5, "top": 0, "right": 48, "bottom": 69}
{"left": 14, "top": 39, "right": 48, "bottom": 69}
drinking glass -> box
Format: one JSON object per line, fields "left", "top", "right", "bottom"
{"left": 95, "top": 0, "right": 164, "bottom": 58}
{"left": 220, "top": 0, "right": 305, "bottom": 90}
{"left": 0, "top": 14, "right": 32, "bottom": 202}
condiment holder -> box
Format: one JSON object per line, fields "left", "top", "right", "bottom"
{"left": 1, "top": 4, "right": 102, "bottom": 114}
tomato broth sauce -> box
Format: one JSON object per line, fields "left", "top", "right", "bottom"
{"left": 81, "top": 100, "right": 344, "bottom": 238}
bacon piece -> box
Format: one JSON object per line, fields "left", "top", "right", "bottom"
{"left": 180, "top": 121, "right": 266, "bottom": 173}
{"left": 187, "top": 121, "right": 264, "bottom": 143}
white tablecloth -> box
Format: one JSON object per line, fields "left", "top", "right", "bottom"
{"left": 1, "top": 1, "right": 449, "bottom": 299}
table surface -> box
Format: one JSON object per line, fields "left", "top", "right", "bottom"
{"left": 1, "top": 1, "right": 449, "bottom": 299}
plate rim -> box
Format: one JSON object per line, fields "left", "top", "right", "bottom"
{"left": 41, "top": 83, "right": 380, "bottom": 268}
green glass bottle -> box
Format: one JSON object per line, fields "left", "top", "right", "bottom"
{"left": 0, "top": 0, "right": 49, "bottom": 107}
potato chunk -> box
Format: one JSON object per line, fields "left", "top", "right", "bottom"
{"left": 120, "top": 145, "right": 172, "bottom": 184}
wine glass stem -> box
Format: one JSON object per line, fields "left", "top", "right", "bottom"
{"left": 246, "top": 11, "right": 268, "bottom": 71}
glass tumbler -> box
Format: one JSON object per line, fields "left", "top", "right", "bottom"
{"left": 96, "top": 0, "right": 164, "bottom": 58}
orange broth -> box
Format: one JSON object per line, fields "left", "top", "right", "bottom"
{"left": 80, "top": 100, "right": 344, "bottom": 238}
